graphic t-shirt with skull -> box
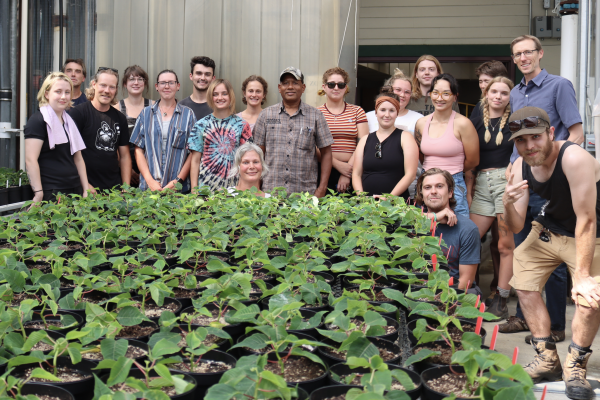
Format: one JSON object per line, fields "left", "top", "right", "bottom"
{"left": 69, "top": 101, "right": 130, "bottom": 189}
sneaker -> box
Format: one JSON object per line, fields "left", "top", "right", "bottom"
{"left": 498, "top": 316, "right": 529, "bottom": 333}
{"left": 563, "top": 345, "right": 594, "bottom": 400}
{"left": 524, "top": 340, "right": 563, "bottom": 383}
{"left": 525, "top": 330, "right": 566, "bottom": 344}
{"left": 487, "top": 293, "right": 508, "bottom": 321}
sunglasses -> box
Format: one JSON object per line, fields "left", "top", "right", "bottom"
{"left": 508, "top": 116, "right": 549, "bottom": 133}
{"left": 375, "top": 142, "right": 382, "bottom": 159}
{"left": 326, "top": 82, "right": 347, "bottom": 89}
{"left": 97, "top": 67, "right": 118, "bottom": 74}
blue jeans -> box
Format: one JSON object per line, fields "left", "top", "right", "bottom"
{"left": 514, "top": 191, "right": 567, "bottom": 331}
{"left": 452, "top": 172, "right": 469, "bottom": 217}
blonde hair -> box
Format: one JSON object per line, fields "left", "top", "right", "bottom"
{"left": 411, "top": 55, "right": 443, "bottom": 100}
{"left": 207, "top": 79, "right": 236, "bottom": 115}
{"left": 85, "top": 69, "right": 119, "bottom": 105}
{"left": 510, "top": 35, "right": 543, "bottom": 54}
{"left": 317, "top": 67, "right": 350, "bottom": 96}
{"left": 480, "top": 76, "right": 515, "bottom": 145}
{"left": 37, "top": 72, "right": 74, "bottom": 109}
{"left": 385, "top": 69, "right": 412, "bottom": 89}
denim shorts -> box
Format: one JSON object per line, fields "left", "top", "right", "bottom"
{"left": 470, "top": 168, "right": 507, "bottom": 217}
{"left": 452, "top": 172, "right": 469, "bottom": 217}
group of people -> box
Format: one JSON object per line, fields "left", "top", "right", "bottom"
{"left": 21, "top": 33, "right": 600, "bottom": 400}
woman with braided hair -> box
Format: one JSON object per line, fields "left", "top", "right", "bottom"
{"left": 469, "top": 76, "right": 515, "bottom": 319}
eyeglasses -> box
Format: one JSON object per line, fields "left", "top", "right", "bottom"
{"left": 508, "top": 116, "right": 549, "bottom": 133}
{"left": 430, "top": 91, "right": 453, "bottom": 100}
{"left": 128, "top": 77, "right": 146, "bottom": 83}
{"left": 97, "top": 67, "right": 118, "bottom": 73}
{"left": 511, "top": 49, "right": 539, "bottom": 60}
{"left": 157, "top": 81, "right": 178, "bottom": 87}
{"left": 326, "top": 82, "right": 347, "bottom": 89}
{"left": 375, "top": 142, "right": 382, "bottom": 159}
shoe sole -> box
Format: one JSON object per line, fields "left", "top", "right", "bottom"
{"left": 498, "top": 327, "right": 529, "bottom": 334}
{"left": 565, "top": 387, "right": 595, "bottom": 400}
{"left": 531, "top": 373, "right": 563, "bottom": 384}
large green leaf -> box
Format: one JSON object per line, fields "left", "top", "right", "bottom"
{"left": 205, "top": 384, "right": 239, "bottom": 400}
{"left": 230, "top": 333, "right": 269, "bottom": 350}
{"left": 29, "top": 368, "right": 62, "bottom": 382}
{"left": 403, "top": 349, "right": 440, "bottom": 367}
{"left": 106, "top": 356, "right": 133, "bottom": 386}
{"left": 151, "top": 338, "right": 181, "bottom": 358}
{"left": 346, "top": 337, "right": 379, "bottom": 360}
{"left": 1, "top": 270, "right": 25, "bottom": 292}
{"left": 101, "top": 339, "right": 128, "bottom": 360}
{"left": 116, "top": 306, "right": 146, "bottom": 327}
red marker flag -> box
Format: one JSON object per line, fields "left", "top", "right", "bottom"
{"left": 448, "top": 277, "right": 454, "bottom": 286}
{"left": 490, "top": 325, "right": 499, "bottom": 350}
{"left": 432, "top": 254, "right": 437, "bottom": 271}
{"left": 475, "top": 302, "right": 485, "bottom": 335}
{"left": 541, "top": 386, "right": 547, "bottom": 400}
{"left": 438, "top": 233, "right": 443, "bottom": 246}
{"left": 512, "top": 347, "right": 519, "bottom": 365}
{"left": 479, "top": 302, "right": 485, "bottom": 313}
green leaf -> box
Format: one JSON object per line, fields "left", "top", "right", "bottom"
{"left": 346, "top": 337, "right": 379, "bottom": 360}
{"left": 151, "top": 338, "right": 181, "bottom": 358}
{"left": 205, "top": 383, "right": 239, "bottom": 400}
{"left": 391, "top": 369, "right": 416, "bottom": 391}
{"left": 22, "top": 330, "right": 48, "bottom": 352}
{"left": 101, "top": 339, "right": 128, "bottom": 360}
{"left": 106, "top": 356, "right": 133, "bottom": 386}
{"left": 116, "top": 306, "right": 146, "bottom": 327}
{"left": 8, "top": 355, "right": 48, "bottom": 367}
{"left": 140, "top": 390, "right": 170, "bottom": 400}
{"left": 403, "top": 349, "right": 440, "bottom": 366}
{"left": 29, "top": 368, "right": 62, "bottom": 382}
{"left": 461, "top": 332, "right": 482, "bottom": 350}
{"left": 1, "top": 270, "right": 25, "bottom": 292}
{"left": 230, "top": 333, "right": 269, "bottom": 350}
{"left": 67, "top": 347, "right": 82, "bottom": 365}
{"left": 93, "top": 374, "right": 113, "bottom": 398}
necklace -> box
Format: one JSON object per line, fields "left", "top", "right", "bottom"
{"left": 489, "top": 117, "right": 501, "bottom": 132}
{"left": 159, "top": 102, "right": 175, "bottom": 117}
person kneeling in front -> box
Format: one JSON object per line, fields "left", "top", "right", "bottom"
{"left": 503, "top": 106, "right": 600, "bottom": 400}
{"left": 415, "top": 168, "right": 482, "bottom": 295}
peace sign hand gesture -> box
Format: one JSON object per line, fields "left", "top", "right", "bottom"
{"left": 503, "top": 173, "right": 529, "bottom": 206}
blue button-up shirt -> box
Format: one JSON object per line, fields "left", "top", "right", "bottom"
{"left": 130, "top": 101, "right": 196, "bottom": 191}
{"left": 509, "top": 69, "right": 581, "bottom": 163}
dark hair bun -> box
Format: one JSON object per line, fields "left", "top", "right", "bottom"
{"left": 380, "top": 85, "right": 394, "bottom": 94}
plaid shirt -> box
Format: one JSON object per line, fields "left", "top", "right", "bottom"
{"left": 253, "top": 101, "right": 333, "bottom": 194}
{"left": 130, "top": 101, "right": 196, "bottom": 191}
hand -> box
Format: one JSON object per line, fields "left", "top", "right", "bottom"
{"left": 131, "top": 171, "right": 140, "bottom": 186}
{"left": 87, "top": 187, "right": 97, "bottom": 195}
{"left": 147, "top": 179, "right": 163, "bottom": 191}
{"left": 436, "top": 207, "right": 457, "bottom": 227}
{"left": 32, "top": 191, "right": 43, "bottom": 204}
{"left": 314, "top": 186, "right": 327, "bottom": 198}
{"left": 505, "top": 162, "right": 513, "bottom": 181}
{"left": 83, "top": 189, "right": 89, "bottom": 198}
{"left": 373, "top": 195, "right": 388, "bottom": 201}
{"left": 572, "top": 274, "right": 600, "bottom": 309}
{"left": 337, "top": 175, "right": 351, "bottom": 193}
{"left": 162, "top": 180, "right": 176, "bottom": 191}
{"left": 336, "top": 162, "right": 353, "bottom": 178}
{"left": 503, "top": 173, "right": 528, "bottom": 206}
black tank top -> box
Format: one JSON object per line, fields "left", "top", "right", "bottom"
{"left": 362, "top": 129, "right": 410, "bottom": 199}
{"left": 120, "top": 98, "right": 150, "bottom": 176}
{"left": 522, "top": 141, "right": 600, "bottom": 237}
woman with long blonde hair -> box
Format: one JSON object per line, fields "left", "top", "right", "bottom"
{"left": 469, "top": 76, "right": 515, "bottom": 320}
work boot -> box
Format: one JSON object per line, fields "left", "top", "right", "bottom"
{"left": 563, "top": 345, "right": 594, "bottom": 400}
{"left": 498, "top": 316, "right": 529, "bottom": 333}
{"left": 523, "top": 340, "right": 563, "bottom": 383}
{"left": 525, "top": 330, "right": 565, "bottom": 344}
{"left": 484, "top": 292, "right": 495, "bottom": 307}
{"left": 487, "top": 293, "right": 508, "bottom": 321}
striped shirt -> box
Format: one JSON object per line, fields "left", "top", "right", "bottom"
{"left": 130, "top": 101, "right": 196, "bottom": 192}
{"left": 317, "top": 102, "right": 367, "bottom": 154}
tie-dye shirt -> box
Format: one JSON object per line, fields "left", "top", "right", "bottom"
{"left": 188, "top": 113, "right": 252, "bottom": 191}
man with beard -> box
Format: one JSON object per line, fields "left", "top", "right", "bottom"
{"left": 504, "top": 107, "right": 600, "bottom": 400}
{"left": 180, "top": 56, "right": 215, "bottom": 120}
{"left": 69, "top": 67, "right": 131, "bottom": 190}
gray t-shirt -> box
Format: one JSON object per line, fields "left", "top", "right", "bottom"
{"left": 161, "top": 119, "right": 170, "bottom": 153}
{"left": 434, "top": 214, "right": 480, "bottom": 279}
{"left": 180, "top": 97, "right": 212, "bottom": 120}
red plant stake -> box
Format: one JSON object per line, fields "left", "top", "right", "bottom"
{"left": 512, "top": 347, "right": 519, "bottom": 365}
{"left": 432, "top": 222, "right": 436, "bottom": 237}
{"left": 448, "top": 277, "right": 454, "bottom": 286}
{"left": 438, "top": 233, "right": 443, "bottom": 246}
{"left": 479, "top": 302, "right": 485, "bottom": 313}
{"left": 432, "top": 254, "right": 437, "bottom": 271}
{"left": 490, "top": 324, "right": 499, "bottom": 350}
{"left": 541, "top": 385, "right": 547, "bottom": 400}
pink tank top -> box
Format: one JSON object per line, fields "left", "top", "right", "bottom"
{"left": 421, "top": 111, "right": 465, "bottom": 175}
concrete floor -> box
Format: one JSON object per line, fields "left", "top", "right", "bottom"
{"left": 478, "top": 235, "right": 600, "bottom": 399}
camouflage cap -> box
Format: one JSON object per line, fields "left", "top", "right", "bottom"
{"left": 279, "top": 66, "right": 304, "bottom": 83}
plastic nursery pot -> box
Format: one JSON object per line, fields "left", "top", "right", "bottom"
{"left": 328, "top": 363, "right": 422, "bottom": 400}
{"left": 167, "top": 350, "right": 236, "bottom": 400}
{"left": 180, "top": 304, "right": 246, "bottom": 343}
{"left": 81, "top": 338, "right": 149, "bottom": 369}
{"left": 408, "top": 340, "right": 489, "bottom": 374}
{"left": 7, "top": 186, "right": 21, "bottom": 204}
{"left": 10, "top": 356, "right": 96, "bottom": 399}
{"left": 131, "top": 295, "right": 183, "bottom": 322}
{"left": 57, "top": 290, "right": 112, "bottom": 320}
{"left": 101, "top": 367, "right": 197, "bottom": 400}
{"left": 324, "top": 315, "right": 399, "bottom": 343}
{"left": 21, "top": 184, "right": 34, "bottom": 201}
{"left": 421, "top": 365, "right": 474, "bottom": 400}
{"left": 309, "top": 384, "right": 357, "bottom": 400}
{"left": 114, "top": 320, "right": 159, "bottom": 343}
{"left": 22, "top": 328, "right": 65, "bottom": 354}
{"left": 20, "top": 382, "right": 75, "bottom": 400}
{"left": 170, "top": 287, "right": 204, "bottom": 310}
{"left": 407, "top": 319, "right": 487, "bottom": 347}
{"left": 317, "top": 337, "right": 402, "bottom": 368}
{"left": 235, "top": 331, "right": 319, "bottom": 358}
{"left": 168, "top": 323, "right": 230, "bottom": 352}
{"left": 24, "top": 310, "right": 84, "bottom": 334}
{"left": 266, "top": 352, "right": 329, "bottom": 394}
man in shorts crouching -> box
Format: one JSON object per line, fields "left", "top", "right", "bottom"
{"left": 503, "top": 106, "right": 600, "bottom": 400}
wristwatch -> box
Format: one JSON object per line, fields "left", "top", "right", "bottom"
{"left": 175, "top": 177, "right": 184, "bottom": 184}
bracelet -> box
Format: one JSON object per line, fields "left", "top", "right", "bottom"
{"left": 34, "top": 190, "right": 43, "bottom": 193}
{"left": 433, "top": 213, "right": 437, "bottom": 221}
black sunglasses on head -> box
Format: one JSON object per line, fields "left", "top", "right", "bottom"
{"left": 508, "top": 116, "right": 549, "bottom": 133}
{"left": 97, "top": 67, "right": 118, "bottom": 74}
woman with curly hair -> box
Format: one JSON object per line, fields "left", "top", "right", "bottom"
{"left": 237, "top": 75, "right": 268, "bottom": 132}
{"left": 469, "top": 76, "right": 515, "bottom": 319}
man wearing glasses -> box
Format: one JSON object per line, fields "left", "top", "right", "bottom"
{"left": 504, "top": 107, "right": 600, "bottom": 400}
{"left": 499, "top": 35, "right": 583, "bottom": 344}
{"left": 69, "top": 67, "right": 132, "bottom": 191}
{"left": 253, "top": 67, "right": 333, "bottom": 197}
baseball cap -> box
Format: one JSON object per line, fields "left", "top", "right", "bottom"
{"left": 279, "top": 67, "right": 304, "bottom": 83}
{"left": 507, "top": 106, "right": 551, "bottom": 141}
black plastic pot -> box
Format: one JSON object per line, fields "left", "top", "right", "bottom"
{"left": 421, "top": 366, "right": 474, "bottom": 400}
{"left": 101, "top": 368, "right": 197, "bottom": 400}
{"left": 324, "top": 315, "right": 399, "bottom": 342}
{"left": 10, "top": 356, "right": 96, "bottom": 399}
{"left": 328, "top": 363, "right": 422, "bottom": 400}
{"left": 236, "top": 331, "right": 319, "bottom": 358}
{"left": 267, "top": 353, "right": 329, "bottom": 394}
{"left": 317, "top": 337, "right": 402, "bottom": 367}
{"left": 167, "top": 350, "right": 236, "bottom": 399}
{"left": 22, "top": 328, "right": 65, "bottom": 354}
{"left": 309, "top": 384, "right": 356, "bottom": 399}
{"left": 21, "top": 184, "right": 34, "bottom": 201}
{"left": 181, "top": 304, "right": 246, "bottom": 343}
{"left": 7, "top": 186, "right": 21, "bottom": 204}
{"left": 172, "top": 287, "right": 204, "bottom": 310}
{"left": 25, "top": 310, "right": 84, "bottom": 334}
{"left": 20, "top": 383, "right": 75, "bottom": 400}
{"left": 114, "top": 320, "right": 159, "bottom": 343}
{"left": 407, "top": 318, "right": 487, "bottom": 347}
{"left": 131, "top": 295, "right": 182, "bottom": 322}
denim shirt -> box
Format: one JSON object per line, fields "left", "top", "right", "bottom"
{"left": 130, "top": 101, "right": 196, "bottom": 191}
{"left": 509, "top": 69, "right": 581, "bottom": 163}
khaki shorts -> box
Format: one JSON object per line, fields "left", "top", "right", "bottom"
{"left": 470, "top": 168, "right": 507, "bottom": 217}
{"left": 510, "top": 221, "right": 600, "bottom": 307}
